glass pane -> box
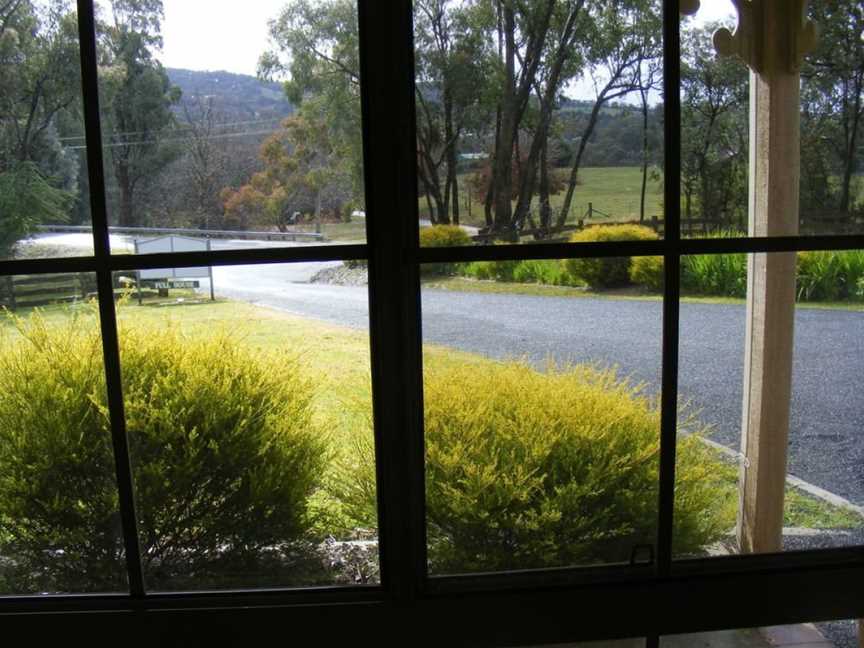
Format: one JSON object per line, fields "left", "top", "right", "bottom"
{"left": 0, "top": 0, "right": 94, "bottom": 260}
{"left": 114, "top": 261, "right": 377, "bottom": 590}
{"left": 421, "top": 256, "right": 662, "bottom": 574}
{"left": 93, "top": 0, "right": 365, "bottom": 253}
{"left": 0, "top": 273, "right": 128, "bottom": 595}
{"left": 679, "top": 3, "right": 747, "bottom": 239}
{"left": 681, "top": 2, "right": 864, "bottom": 238}
{"left": 662, "top": 618, "right": 858, "bottom": 648}
{"left": 800, "top": 3, "right": 864, "bottom": 235}
{"left": 414, "top": 0, "right": 664, "bottom": 246}
{"left": 675, "top": 252, "right": 864, "bottom": 559}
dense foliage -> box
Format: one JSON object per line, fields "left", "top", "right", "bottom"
{"left": 341, "top": 359, "right": 731, "bottom": 573}
{"left": 564, "top": 224, "right": 659, "bottom": 288}
{"left": 419, "top": 225, "right": 473, "bottom": 275}
{"left": 0, "top": 310, "right": 327, "bottom": 592}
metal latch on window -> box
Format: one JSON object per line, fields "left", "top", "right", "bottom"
{"left": 630, "top": 543, "right": 655, "bottom": 566}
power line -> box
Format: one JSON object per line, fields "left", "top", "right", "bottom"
{"left": 65, "top": 128, "right": 281, "bottom": 151}
{"left": 57, "top": 117, "right": 287, "bottom": 143}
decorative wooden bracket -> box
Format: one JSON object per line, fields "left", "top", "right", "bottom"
{"left": 713, "top": 0, "right": 817, "bottom": 74}
{"left": 680, "top": 0, "right": 700, "bottom": 16}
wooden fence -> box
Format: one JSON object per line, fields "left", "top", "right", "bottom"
{"left": 0, "top": 273, "right": 97, "bottom": 311}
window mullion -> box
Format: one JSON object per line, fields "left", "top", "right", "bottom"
{"left": 76, "top": 0, "right": 145, "bottom": 597}
{"left": 656, "top": 0, "right": 684, "bottom": 575}
{"left": 358, "top": 0, "right": 428, "bottom": 599}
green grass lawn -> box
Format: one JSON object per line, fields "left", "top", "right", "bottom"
{"left": 2, "top": 297, "right": 860, "bottom": 537}
{"left": 293, "top": 217, "right": 367, "bottom": 242}
{"left": 424, "top": 166, "right": 664, "bottom": 228}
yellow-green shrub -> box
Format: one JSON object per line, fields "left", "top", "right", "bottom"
{"left": 564, "top": 224, "right": 659, "bottom": 289}
{"left": 0, "top": 310, "right": 327, "bottom": 592}
{"left": 419, "top": 225, "right": 472, "bottom": 275}
{"left": 419, "top": 224, "right": 472, "bottom": 248}
{"left": 342, "top": 359, "right": 731, "bottom": 573}
{"left": 629, "top": 255, "right": 664, "bottom": 291}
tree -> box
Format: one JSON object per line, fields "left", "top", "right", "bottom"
{"left": 802, "top": 0, "right": 864, "bottom": 216}
{"left": 97, "top": 0, "right": 180, "bottom": 227}
{"left": 0, "top": 0, "right": 80, "bottom": 254}
{"left": 414, "top": 0, "right": 491, "bottom": 225}
{"left": 555, "top": 0, "right": 661, "bottom": 228}
{"left": 679, "top": 24, "right": 747, "bottom": 226}
{"left": 221, "top": 104, "right": 351, "bottom": 232}
{"left": 260, "top": 0, "right": 363, "bottom": 209}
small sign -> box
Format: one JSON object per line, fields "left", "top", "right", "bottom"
{"left": 155, "top": 280, "right": 199, "bottom": 289}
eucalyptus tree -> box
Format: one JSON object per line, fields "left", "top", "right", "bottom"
{"left": 679, "top": 23, "right": 747, "bottom": 226}
{"left": 96, "top": 0, "right": 180, "bottom": 227}
{"left": 260, "top": 0, "right": 364, "bottom": 210}
{"left": 802, "top": 0, "right": 864, "bottom": 216}
{"left": 0, "top": 0, "right": 81, "bottom": 253}
{"left": 414, "top": 0, "right": 492, "bottom": 225}
{"left": 555, "top": 0, "right": 662, "bottom": 228}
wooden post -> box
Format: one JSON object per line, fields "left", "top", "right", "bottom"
{"left": 712, "top": 0, "right": 816, "bottom": 554}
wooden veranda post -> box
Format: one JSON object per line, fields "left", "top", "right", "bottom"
{"left": 711, "top": 0, "right": 817, "bottom": 554}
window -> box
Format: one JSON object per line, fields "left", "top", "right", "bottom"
{"left": 0, "top": 1, "right": 862, "bottom": 645}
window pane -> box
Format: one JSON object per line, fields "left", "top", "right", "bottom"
{"left": 421, "top": 257, "right": 662, "bottom": 574}
{"left": 662, "top": 618, "right": 858, "bottom": 648}
{"left": 93, "top": 0, "right": 365, "bottom": 253}
{"left": 114, "top": 261, "right": 377, "bottom": 590}
{"left": 675, "top": 252, "right": 864, "bottom": 559}
{"left": 679, "top": 4, "right": 747, "bottom": 239}
{"left": 0, "top": 273, "right": 128, "bottom": 595}
{"left": 681, "top": 2, "right": 864, "bottom": 238}
{"left": 414, "top": 0, "right": 664, "bottom": 246}
{"left": 0, "top": 0, "right": 95, "bottom": 260}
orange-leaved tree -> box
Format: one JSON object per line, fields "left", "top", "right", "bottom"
{"left": 221, "top": 105, "right": 350, "bottom": 231}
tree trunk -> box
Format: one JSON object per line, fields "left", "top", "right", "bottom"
{"left": 557, "top": 99, "right": 603, "bottom": 228}
{"left": 839, "top": 92, "right": 861, "bottom": 214}
{"left": 314, "top": 187, "right": 322, "bottom": 234}
{"left": 539, "top": 140, "right": 551, "bottom": 232}
{"left": 450, "top": 167, "right": 460, "bottom": 226}
{"left": 491, "top": 3, "right": 516, "bottom": 233}
{"left": 640, "top": 86, "right": 649, "bottom": 222}
{"left": 443, "top": 88, "right": 460, "bottom": 225}
{"left": 116, "top": 163, "right": 134, "bottom": 227}
{"left": 512, "top": 3, "right": 581, "bottom": 229}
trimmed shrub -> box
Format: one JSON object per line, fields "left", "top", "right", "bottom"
{"left": 629, "top": 256, "right": 664, "bottom": 292}
{"left": 681, "top": 253, "right": 747, "bottom": 297}
{"left": 341, "top": 359, "right": 731, "bottom": 573}
{"left": 564, "top": 224, "right": 659, "bottom": 289}
{"left": 419, "top": 225, "right": 472, "bottom": 248}
{"left": 419, "top": 225, "right": 472, "bottom": 276}
{"left": 0, "top": 310, "right": 327, "bottom": 592}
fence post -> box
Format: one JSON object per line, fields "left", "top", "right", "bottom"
{"left": 6, "top": 275, "right": 16, "bottom": 312}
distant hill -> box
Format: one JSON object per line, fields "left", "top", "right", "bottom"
{"left": 166, "top": 68, "right": 294, "bottom": 121}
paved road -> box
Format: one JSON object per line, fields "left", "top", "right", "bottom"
{"left": 212, "top": 263, "right": 864, "bottom": 508}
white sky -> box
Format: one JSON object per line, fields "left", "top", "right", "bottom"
{"left": 158, "top": 0, "right": 737, "bottom": 77}
{"left": 160, "top": 0, "right": 286, "bottom": 75}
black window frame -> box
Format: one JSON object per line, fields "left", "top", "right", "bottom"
{"left": 0, "top": 1, "right": 862, "bottom": 645}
